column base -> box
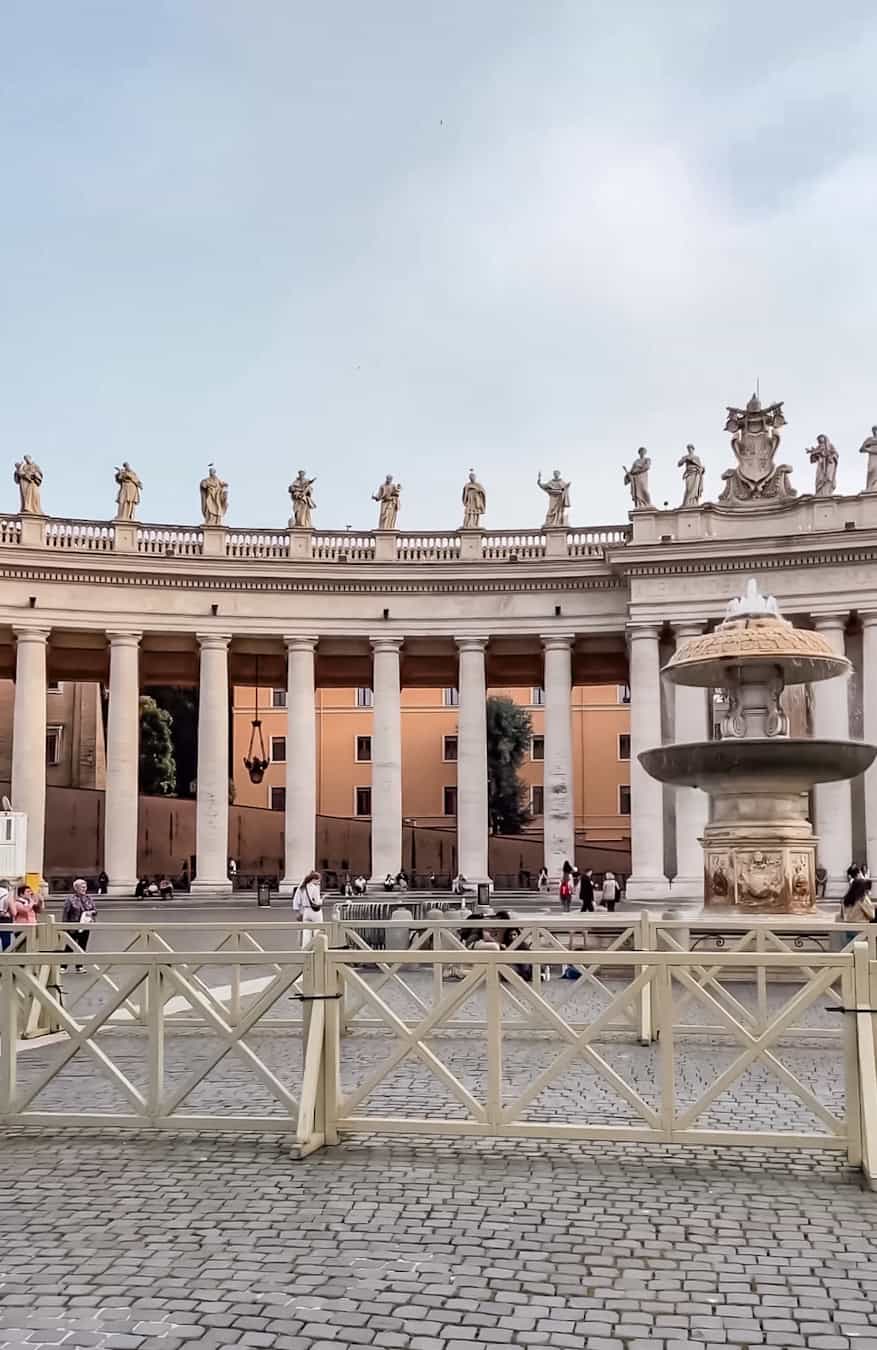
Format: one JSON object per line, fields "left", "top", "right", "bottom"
{"left": 107, "top": 880, "right": 139, "bottom": 898}
{"left": 277, "top": 878, "right": 301, "bottom": 897}
{"left": 189, "top": 879, "right": 233, "bottom": 896}
{"left": 625, "top": 875, "right": 671, "bottom": 902}
{"left": 670, "top": 875, "right": 705, "bottom": 901}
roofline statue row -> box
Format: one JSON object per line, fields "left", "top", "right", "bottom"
{"left": 11, "top": 396, "right": 877, "bottom": 526}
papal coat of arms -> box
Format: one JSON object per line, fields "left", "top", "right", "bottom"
{"left": 719, "top": 394, "right": 796, "bottom": 505}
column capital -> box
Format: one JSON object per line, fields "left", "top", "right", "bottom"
{"left": 812, "top": 613, "right": 849, "bottom": 631}
{"left": 862, "top": 612, "right": 877, "bottom": 629}
{"left": 12, "top": 626, "right": 50, "bottom": 644}
{"left": 455, "top": 635, "right": 489, "bottom": 652}
{"left": 626, "top": 622, "right": 661, "bottom": 642}
{"left": 106, "top": 630, "right": 142, "bottom": 647}
{"left": 283, "top": 634, "right": 319, "bottom": 652}
{"left": 673, "top": 620, "right": 704, "bottom": 640}
{"left": 370, "top": 636, "right": 404, "bottom": 653}
{"left": 539, "top": 633, "right": 575, "bottom": 651}
{"left": 196, "top": 633, "right": 232, "bottom": 650}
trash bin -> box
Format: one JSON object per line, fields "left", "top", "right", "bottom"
{"left": 257, "top": 881, "right": 272, "bottom": 907}
{"left": 477, "top": 881, "right": 491, "bottom": 907}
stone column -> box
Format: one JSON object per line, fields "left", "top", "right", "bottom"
{"left": 11, "top": 626, "right": 50, "bottom": 877}
{"left": 369, "top": 637, "right": 403, "bottom": 886}
{"left": 191, "top": 634, "right": 232, "bottom": 895}
{"left": 811, "top": 614, "right": 852, "bottom": 897}
{"left": 671, "top": 622, "right": 709, "bottom": 899}
{"left": 542, "top": 634, "right": 575, "bottom": 881}
{"left": 104, "top": 631, "right": 141, "bottom": 895}
{"left": 863, "top": 613, "right": 877, "bottom": 876}
{"left": 456, "top": 636, "right": 491, "bottom": 887}
{"left": 626, "top": 624, "right": 669, "bottom": 900}
{"left": 279, "top": 636, "right": 318, "bottom": 895}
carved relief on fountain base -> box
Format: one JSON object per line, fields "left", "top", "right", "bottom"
{"left": 704, "top": 843, "right": 816, "bottom": 914}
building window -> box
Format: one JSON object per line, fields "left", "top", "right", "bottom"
{"left": 47, "top": 681, "right": 62, "bottom": 694}
{"left": 46, "top": 725, "right": 63, "bottom": 765}
{"left": 531, "top": 686, "right": 545, "bottom": 706}
{"left": 531, "top": 785, "right": 544, "bottom": 816}
{"left": 356, "top": 687, "right": 374, "bottom": 708}
{"left": 355, "top": 786, "right": 372, "bottom": 817}
{"left": 270, "top": 736, "right": 286, "bottom": 763}
{"left": 355, "top": 734, "right": 372, "bottom": 762}
{"left": 443, "top": 786, "right": 457, "bottom": 816}
{"left": 270, "top": 786, "right": 286, "bottom": 811}
{"left": 618, "top": 683, "right": 631, "bottom": 704}
{"left": 272, "top": 688, "right": 287, "bottom": 708}
{"left": 443, "top": 688, "right": 459, "bottom": 707}
{"left": 618, "top": 733, "right": 631, "bottom": 761}
{"left": 619, "top": 785, "right": 631, "bottom": 815}
{"left": 530, "top": 735, "right": 545, "bottom": 761}
{"left": 443, "top": 734, "right": 458, "bottom": 761}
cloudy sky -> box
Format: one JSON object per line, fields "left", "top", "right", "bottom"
{"left": 1, "top": 1, "right": 875, "bottom": 530}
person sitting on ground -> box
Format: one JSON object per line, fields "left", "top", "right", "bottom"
{"left": 491, "top": 909, "right": 533, "bottom": 981}
{"left": 134, "top": 876, "right": 148, "bottom": 899}
{"left": 383, "top": 872, "right": 396, "bottom": 892}
{"left": 96, "top": 870, "right": 109, "bottom": 895}
{"left": 840, "top": 870, "right": 875, "bottom": 943}
{"left": 158, "top": 875, "right": 174, "bottom": 901}
{"left": 395, "top": 869, "right": 408, "bottom": 892}
{"left": 353, "top": 874, "right": 367, "bottom": 895}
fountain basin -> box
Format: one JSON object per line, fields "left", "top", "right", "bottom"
{"left": 639, "top": 738, "right": 876, "bottom": 793}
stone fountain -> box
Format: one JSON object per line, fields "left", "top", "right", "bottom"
{"left": 639, "top": 580, "right": 877, "bottom": 913}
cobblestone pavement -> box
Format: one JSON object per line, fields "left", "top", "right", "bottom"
{"left": 2, "top": 1132, "right": 877, "bottom": 1349}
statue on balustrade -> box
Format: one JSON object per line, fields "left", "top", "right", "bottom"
{"left": 114, "top": 461, "right": 142, "bottom": 521}
{"left": 677, "top": 444, "right": 704, "bottom": 507}
{"left": 719, "top": 394, "right": 795, "bottom": 504}
{"left": 200, "top": 464, "right": 229, "bottom": 525}
{"left": 14, "top": 455, "right": 43, "bottom": 515}
{"left": 373, "top": 474, "right": 401, "bottom": 530}
{"left": 461, "top": 470, "right": 486, "bottom": 528}
{"left": 860, "top": 426, "right": 877, "bottom": 492}
{"left": 808, "top": 434, "right": 838, "bottom": 497}
{"left": 537, "top": 470, "right": 571, "bottom": 527}
{"left": 623, "top": 448, "right": 652, "bottom": 508}
{"left": 289, "top": 469, "right": 316, "bottom": 528}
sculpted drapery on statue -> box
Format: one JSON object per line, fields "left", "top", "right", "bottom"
{"left": 537, "top": 470, "right": 570, "bottom": 527}
{"left": 623, "top": 448, "right": 652, "bottom": 507}
{"left": 720, "top": 394, "right": 795, "bottom": 504}
{"left": 289, "top": 469, "right": 316, "bottom": 528}
{"left": 677, "top": 444, "right": 704, "bottom": 506}
{"left": 200, "top": 464, "right": 229, "bottom": 525}
{"left": 808, "top": 434, "right": 838, "bottom": 497}
{"left": 114, "top": 462, "right": 142, "bottom": 520}
{"left": 860, "top": 426, "right": 877, "bottom": 492}
{"left": 373, "top": 474, "right": 401, "bottom": 530}
{"left": 14, "top": 455, "right": 43, "bottom": 514}
{"left": 461, "top": 470, "right": 486, "bottom": 528}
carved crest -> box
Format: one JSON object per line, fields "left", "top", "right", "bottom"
{"left": 720, "top": 394, "right": 794, "bottom": 505}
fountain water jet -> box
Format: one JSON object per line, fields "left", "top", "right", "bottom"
{"left": 639, "top": 580, "right": 876, "bottom": 912}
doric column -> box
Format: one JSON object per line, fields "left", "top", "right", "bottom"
{"left": 369, "top": 637, "right": 403, "bottom": 885}
{"left": 456, "top": 636, "right": 491, "bottom": 886}
{"left": 279, "top": 636, "right": 317, "bottom": 894}
{"left": 811, "top": 614, "right": 852, "bottom": 897}
{"left": 626, "top": 624, "right": 669, "bottom": 900}
{"left": 863, "top": 614, "right": 877, "bottom": 875}
{"left": 191, "top": 634, "right": 232, "bottom": 894}
{"left": 671, "top": 622, "right": 709, "bottom": 899}
{"left": 104, "top": 631, "right": 141, "bottom": 895}
{"left": 542, "top": 634, "right": 575, "bottom": 881}
{"left": 11, "top": 626, "right": 50, "bottom": 877}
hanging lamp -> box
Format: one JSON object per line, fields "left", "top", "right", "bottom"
{"left": 244, "top": 660, "right": 270, "bottom": 784}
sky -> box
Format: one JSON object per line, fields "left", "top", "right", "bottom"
{"left": 1, "top": 1, "right": 875, "bottom": 531}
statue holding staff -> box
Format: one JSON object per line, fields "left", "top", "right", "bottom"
{"left": 537, "top": 469, "right": 571, "bottom": 527}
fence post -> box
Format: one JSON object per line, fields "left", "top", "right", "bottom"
{"left": 229, "top": 931, "right": 241, "bottom": 1025}
{"left": 323, "top": 945, "right": 341, "bottom": 1146}
{"left": 638, "top": 913, "right": 654, "bottom": 1045}
{"left": 853, "top": 940, "right": 877, "bottom": 1186}
{"left": 0, "top": 966, "right": 17, "bottom": 1115}
{"left": 295, "top": 933, "right": 329, "bottom": 1157}
{"left": 146, "top": 962, "right": 164, "bottom": 1122}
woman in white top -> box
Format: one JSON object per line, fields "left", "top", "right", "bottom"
{"left": 292, "top": 870, "right": 322, "bottom": 949}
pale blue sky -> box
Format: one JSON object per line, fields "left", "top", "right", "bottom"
{"left": 1, "top": 2, "right": 875, "bottom": 529}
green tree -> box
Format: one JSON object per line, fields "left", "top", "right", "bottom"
{"left": 139, "top": 695, "right": 177, "bottom": 796}
{"left": 486, "top": 696, "right": 532, "bottom": 834}
{"left": 148, "top": 686, "right": 198, "bottom": 796}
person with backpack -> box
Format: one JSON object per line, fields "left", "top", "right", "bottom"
{"left": 292, "top": 870, "right": 322, "bottom": 949}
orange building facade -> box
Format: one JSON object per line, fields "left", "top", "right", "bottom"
{"left": 232, "top": 683, "right": 632, "bottom": 857}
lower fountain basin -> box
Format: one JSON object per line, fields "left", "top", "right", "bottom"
{"left": 639, "top": 738, "right": 877, "bottom": 793}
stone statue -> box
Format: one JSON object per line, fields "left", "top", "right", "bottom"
{"left": 461, "top": 470, "right": 486, "bottom": 528}
{"left": 623, "top": 448, "right": 652, "bottom": 508}
{"left": 860, "top": 426, "right": 877, "bottom": 492}
{"left": 373, "top": 474, "right": 401, "bottom": 530}
{"left": 677, "top": 444, "right": 705, "bottom": 507}
{"left": 114, "top": 461, "right": 142, "bottom": 521}
{"left": 807, "top": 434, "right": 838, "bottom": 497}
{"left": 14, "top": 455, "right": 43, "bottom": 515}
{"left": 289, "top": 469, "right": 316, "bottom": 528}
{"left": 720, "top": 394, "right": 795, "bottom": 504}
{"left": 537, "top": 470, "right": 571, "bottom": 527}
{"left": 199, "top": 464, "right": 229, "bottom": 526}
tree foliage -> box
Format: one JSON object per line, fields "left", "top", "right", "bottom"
{"left": 148, "top": 686, "right": 198, "bottom": 797}
{"left": 486, "top": 696, "right": 532, "bottom": 834}
{"left": 139, "top": 695, "right": 177, "bottom": 796}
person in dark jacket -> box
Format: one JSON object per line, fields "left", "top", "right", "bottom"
{"left": 62, "top": 879, "right": 97, "bottom": 971}
{"left": 579, "top": 868, "right": 595, "bottom": 913}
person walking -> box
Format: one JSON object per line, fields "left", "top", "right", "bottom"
{"left": 601, "top": 871, "right": 619, "bottom": 912}
{"left": 63, "top": 879, "right": 97, "bottom": 971}
{"left": 559, "top": 874, "right": 573, "bottom": 913}
{"left": 579, "top": 867, "right": 595, "bottom": 913}
{"left": 292, "top": 870, "right": 322, "bottom": 950}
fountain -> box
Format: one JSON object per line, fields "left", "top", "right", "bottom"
{"left": 639, "top": 580, "right": 877, "bottom": 912}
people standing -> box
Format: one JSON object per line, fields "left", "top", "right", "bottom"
{"left": 0, "top": 883, "right": 13, "bottom": 951}
{"left": 537, "top": 866, "right": 549, "bottom": 894}
{"left": 292, "top": 870, "right": 322, "bottom": 949}
{"left": 579, "top": 867, "right": 595, "bottom": 913}
{"left": 559, "top": 874, "right": 573, "bottom": 913}
{"left": 13, "top": 884, "right": 44, "bottom": 925}
{"left": 601, "top": 871, "right": 618, "bottom": 912}
{"left": 63, "top": 879, "right": 97, "bottom": 972}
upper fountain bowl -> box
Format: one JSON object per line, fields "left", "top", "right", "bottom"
{"left": 665, "top": 613, "right": 850, "bottom": 687}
